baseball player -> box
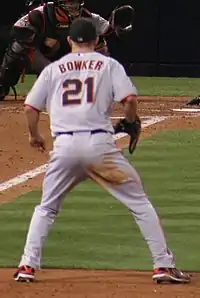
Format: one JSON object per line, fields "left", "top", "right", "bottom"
{"left": 0, "top": 0, "right": 134, "bottom": 101}
{"left": 13, "top": 18, "right": 190, "bottom": 284}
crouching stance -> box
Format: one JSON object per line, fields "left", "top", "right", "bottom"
{"left": 14, "top": 18, "right": 190, "bottom": 285}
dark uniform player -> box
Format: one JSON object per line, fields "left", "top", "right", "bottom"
{"left": 0, "top": 0, "right": 113, "bottom": 101}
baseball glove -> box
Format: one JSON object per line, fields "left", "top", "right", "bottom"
{"left": 109, "top": 5, "right": 135, "bottom": 35}
{"left": 114, "top": 116, "right": 141, "bottom": 154}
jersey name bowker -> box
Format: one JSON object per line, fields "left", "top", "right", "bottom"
{"left": 58, "top": 60, "right": 104, "bottom": 73}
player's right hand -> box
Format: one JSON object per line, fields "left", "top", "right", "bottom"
{"left": 29, "top": 134, "right": 45, "bottom": 152}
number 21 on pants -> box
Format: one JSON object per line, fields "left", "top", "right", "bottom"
{"left": 62, "top": 77, "right": 94, "bottom": 105}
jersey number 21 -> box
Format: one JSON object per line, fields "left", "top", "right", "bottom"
{"left": 62, "top": 78, "right": 94, "bottom": 105}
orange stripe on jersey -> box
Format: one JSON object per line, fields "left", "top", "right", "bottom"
{"left": 55, "top": 7, "right": 69, "bottom": 23}
{"left": 120, "top": 94, "right": 137, "bottom": 103}
{"left": 24, "top": 104, "right": 41, "bottom": 113}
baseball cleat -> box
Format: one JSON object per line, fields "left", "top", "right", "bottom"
{"left": 13, "top": 265, "right": 35, "bottom": 282}
{"left": 186, "top": 96, "right": 200, "bottom": 106}
{"left": 152, "top": 268, "right": 191, "bottom": 284}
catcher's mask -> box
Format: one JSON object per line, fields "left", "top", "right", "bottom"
{"left": 56, "top": 0, "right": 84, "bottom": 19}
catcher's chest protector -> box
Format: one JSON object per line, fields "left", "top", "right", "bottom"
{"left": 43, "top": 3, "right": 57, "bottom": 36}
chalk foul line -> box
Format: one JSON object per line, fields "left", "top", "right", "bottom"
{"left": 0, "top": 116, "right": 167, "bottom": 192}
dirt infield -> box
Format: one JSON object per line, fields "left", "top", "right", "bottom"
{"left": 1, "top": 95, "right": 200, "bottom": 297}
{"left": 0, "top": 269, "right": 199, "bottom": 298}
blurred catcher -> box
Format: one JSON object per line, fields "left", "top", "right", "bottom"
{"left": 0, "top": 0, "right": 135, "bottom": 101}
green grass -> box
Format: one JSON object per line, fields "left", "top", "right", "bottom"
{"left": 1, "top": 130, "right": 200, "bottom": 270}
{"left": 15, "top": 75, "right": 37, "bottom": 96}
{"left": 15, "top": 75, "right": 200, "bottom": 97}
{"left": 133, "top": 77, "right": 200, "bottom": 97}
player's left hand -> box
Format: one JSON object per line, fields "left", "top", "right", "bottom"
{"left": 29, "top": 134, "right": 45, "bottom": 152}
{"left": 114, "top": 116, "right": 141, "bottom": 154}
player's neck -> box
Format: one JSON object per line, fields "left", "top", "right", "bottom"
{"left": 71, "top": 45, "right": 95, "bottom": 54}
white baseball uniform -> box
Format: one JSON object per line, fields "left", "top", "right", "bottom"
{"left": 19, "top": 52, "right": 175, "bottom": 270}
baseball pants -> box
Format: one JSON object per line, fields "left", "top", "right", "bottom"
{"left": 19, "top": 131, "right": 175, "bottom": 269}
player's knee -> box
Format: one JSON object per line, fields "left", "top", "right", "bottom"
{"left": 35, "top": 204, "right": 58, "bottom": 217}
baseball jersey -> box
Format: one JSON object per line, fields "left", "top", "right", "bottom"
{"left": 90, "top": 13, "right": 110, "bottom": 35}
{"left": 14, "top": 6, "right": 43, "bottom": 30}
{"left": 25, "top": 52, "right": 137, "bottom": 136}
